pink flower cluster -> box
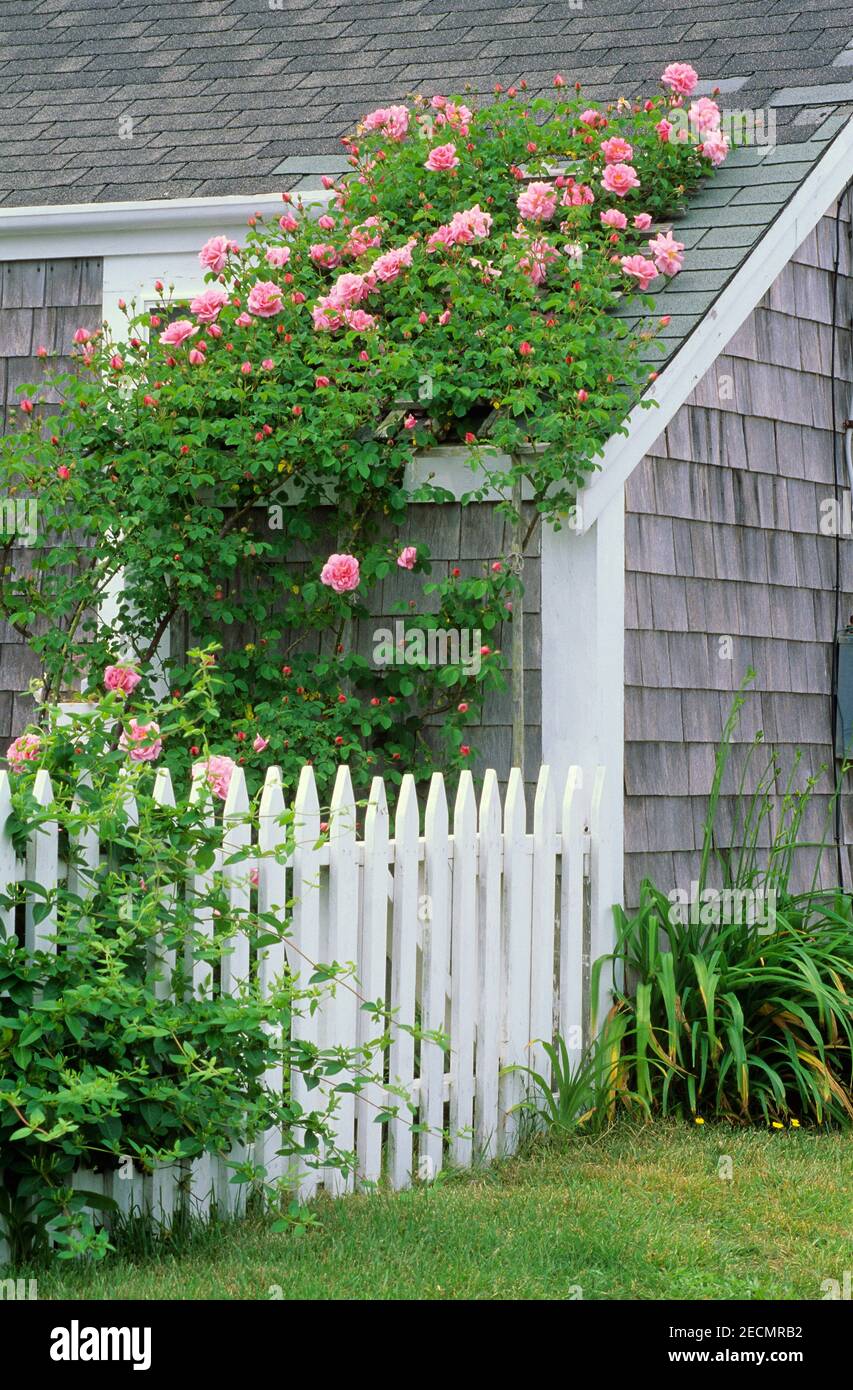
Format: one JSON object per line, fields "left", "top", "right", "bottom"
{"left": 560, "top": 177, "right": 595, "bottom": 207}
{"left": 343, "top": 217, "right": 382, "bottom": 257}
{"left": 198, "top": 235, "right": 234, "bottom": 273}
{"left": 426, "top": 204, "right": 492, "bottom": 252}
{"left": 6, "top": 732, "right": 41, "bottom": 771}
{"left": 602, "top": 163, "right": 640, "bottom": 198}
{"left": 361, "top": 105, "right": 410, "bottom": 141}
{"left": 432, "top": 95, "right": 474, "bottom": 136}
{"left": 247, "top": 281, "right": 284, "bottom": 317}
{"left": 660, "top": 62, "right": 699, "bottom": 96}
{"left": 371, "top": 239, "right": 416, "bottom": 283}
{"left": 425, "top": 142, "right": 459, "bottom": 172}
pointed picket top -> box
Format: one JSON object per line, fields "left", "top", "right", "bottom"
{"left": 294, "top": 762, "right": 320, "bottom": 838}
{"left": 364, "top": 773, "right": 389, "bottom": 846}
{"left": 533, "top": 764, "right": 555, "bottom": 839}
{"left": 394, "top": 772, "right": 419, "bottom": 842}
{"left": 31, "top": 767, "right": 54, "bottom": 811}
{"left": 223, "top": 762, "right": 250, "bottom": 822}
{"left": 504, "top": 765, "right": 527, "bottom": 840}
{"left": 425, "top": 770, "right": 448, "bottom": 840}
{"left": 453, "top": 768, "right": 476, "bottom": 840}
{"left": 562, "top": 764, "right": 583, "bottom": 834}
{"left": 259, "top": 764, "right": 285, "bottom": 827}
{"left": 330, "top": 763, "right": 356, "bottom": 839}
{"left": 479, "top": 767, "right": 501, "bottom": 840}
{"left": 152, "top": 765, "right": 176, "bottom": 809}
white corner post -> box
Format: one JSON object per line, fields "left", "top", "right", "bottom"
{"left": 540, "top": 483, "right": 625, "bottom": 1023}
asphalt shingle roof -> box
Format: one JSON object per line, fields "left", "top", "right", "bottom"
{"left": 0, "top": 0, "right": 851, "bottom": 208}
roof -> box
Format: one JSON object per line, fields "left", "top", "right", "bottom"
{"left": 2, "top": 0, "right": 853, "bottom": 208}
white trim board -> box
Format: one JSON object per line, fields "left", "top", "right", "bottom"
{"left": 577, "top": 113, "right": 853, "bottom": 531}
{"left": 0, "top": 188, "right": 333, "bottom": 261}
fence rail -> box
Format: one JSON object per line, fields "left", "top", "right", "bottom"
{"left": 0, "top": 759, "right": 604, "bottom": 1238}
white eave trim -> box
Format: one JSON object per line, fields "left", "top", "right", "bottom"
{"left": 0, "top": 187, "right": 332, "bottom": 259}
{"left": 578, "top": 113, "right": 853, "bottom": 531}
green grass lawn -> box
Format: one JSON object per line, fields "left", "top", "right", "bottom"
{"left": 18, "top": 1123, "right": 853, "bottom": 1300}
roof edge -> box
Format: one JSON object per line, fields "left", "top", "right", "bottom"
{"left": 577, "top": 113, "right": 853, "bottom": 532}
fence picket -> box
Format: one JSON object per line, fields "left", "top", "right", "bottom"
{"left": 291, "top": 765, "right": 322, "bottom": 1199}
{"left": 25, "top": 770, "right": 57, "bottom": 954}
{"left": 560, "top": 766, "right": 585, "bottom": 1069}
{"left": 476, "top": 769, "right": 502, "bottom": 1160}
{"left": 358, "top": 775, "right": 389, "bottom": 1186}
{"left": 500, "top": 768, "right": 532, "bottom": 1150}
{"left": 450, "top": 770, "right": 476, "bottom": 1167}
{"left": 388, "top": 774, "right": 418, "bottom": 1189}
{"left": 150, "top": 767, "right": 176, "bottom": 1000}
{"left": 219, "top": 765, "right": 251, "bottom": 1215}
{"left": 187, "top": 763, "right": 217, "bottom": 1215}
{"left": 325, "top": 764, "right": 359, "bottom": 1194}
{"left": 0, "top": 771, "right": 17, "bottom": 939}
{"left": 256, "top": 766, "right": 287, "bottom": 1182}
{"left": 421, "top": 772, "right": 450, "bottom": 1180}
{"left": 530, "top": 766, "right": 557, "bottom": 1082}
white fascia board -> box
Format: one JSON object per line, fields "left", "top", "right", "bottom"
{"left": 0, "top": 187, "right": 333, "bottom": 261}
{"left": 578, "top": 113, "right": 853, "bottom": 532}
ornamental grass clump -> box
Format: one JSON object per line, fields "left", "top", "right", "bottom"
{"left": 1, "top": 62, "right": 724, "bottom": 795}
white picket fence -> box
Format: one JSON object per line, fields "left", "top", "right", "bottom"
{"left": 0, "top": 759, "right": 604, "bottom": 1239}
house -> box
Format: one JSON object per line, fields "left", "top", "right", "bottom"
{"left": 1, "top": 0, "right": 852, "bottom": 961}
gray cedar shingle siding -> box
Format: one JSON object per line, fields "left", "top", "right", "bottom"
{"left": 624, "top": 204, "right": 853, "bottom": 904}
{"left": 0, "top": 257, "right": 104, "bottom": 742}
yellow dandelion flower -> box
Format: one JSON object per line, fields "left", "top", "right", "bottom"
{"left": 694, "top": 1117, "right": 704, "bottom": 1125}
{"left": 790, "top": 1119, "right": 800, "bottom": 1128}
{"left": 771, "top": 1121, "right": 783, "bottom": 1129}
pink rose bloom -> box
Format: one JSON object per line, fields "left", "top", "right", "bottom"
{"left": 279, "top": 213, "right": 299, "bottom": 233}
{"left": 190, "top": 286, "right": 228, "bottom": 323}
{"left": 660, "top": 62, "right": 699, "bottom": 97}
{"left": 266, "top": 245, "right": 292, "bottom": 268}
{"left": 620, "top": 254, "right": 659, "bottom": 291}
{"left": 262, "top": 358, "right": 275, "bottom": 370}
{"left": 633, "top": 213, "right": 653, "bottom": 231}
{"left": 313, "top": 299, "right": 343, "bottom": 331}
{"left": 600, "top": 208, "right": 628, "bottom": 230}
{"left": 73, "top": 327, "right": 91, "bottom": 344}
{"left": 204, "top": 753, "right": 236, "bottom": 801}
{"left": 579, "top": 109, "right": 603, "bottom": 127}
{"left": 371, "top": 240, "right": 416, "bottom": 282}
{"left": 438, "top": 308, "right": 451, "bottom": 326}
{"left": 199, "top": 234, "right": 231, "bottom": 273}
{"left": 700, "top": 129, "right": 730, "bottom": 166}
{"left": 240, "top": 361, "right": 252, "bottom": 374}
{"left": 517, "top": 181, "right": 557, "bottom": 222}
{"left": 6, "top": 732, "right": 41, "bottom": 771}
{"left": 648, "top": 230, "right": 685, "bottom": 275}
{"left": 425, "top": 143, "right": 459, "bottom": 171}
{"left": 119, "top": 719, "right": 162, "bottom": 763}
{"left": 320, "top": 552, "right": 360, "bottom": 593}
{"left": 189, "top": 348, "right": 205, "bottom": 366}
{"left": 317, "top": 214, "right": 336, "bottom": 231}
{"left": 341, "top": 307, "right": 377, "bottom": 331}
{"left": 160, "top": 319, "right": 198, "bottom": 347}
{"left": 247, "top": 281, "right": 284, "bottom": 317}
{"left": 253, "top": 734, "right": 269, "bottom": 753}
{"left": 397, "top": 545, "right": 417, "bottom": 569}
{"left": 449, "top": 204, "right": 492, "bottom": 243}
{"left": 656, "top": 118, "right": 673, "bottom": 142}
{"left": 403, "top": 415, "right": 417, "bottom": 430}
{"left": 249, "top": 867, "right": 260, "bottom": 888}
{"left": 310, "top": 243, "right": 341, "bottom": 268}
{"left": 600, "top": 136, "right": 633, "bottom": 164}
{"left": 328, "top": 271, "right": 373, "bottom": 307}
{"left": 362, "top": 105, "right": 410, "bottom": 141}
{"left": 426, "top": 224, "right": 457, "bottom": 252}
{"left": 689, "top": 97, "right": 721, "bottom": 134}
{"left": 104, "top": 664, "right": 142, "bottom": 695}
{"left": 601, "top": 164, "right": 640, "bottom": 198}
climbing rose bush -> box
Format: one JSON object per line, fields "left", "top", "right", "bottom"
{"left": 0, "top": 66, "right": 724, "bottom": 796}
